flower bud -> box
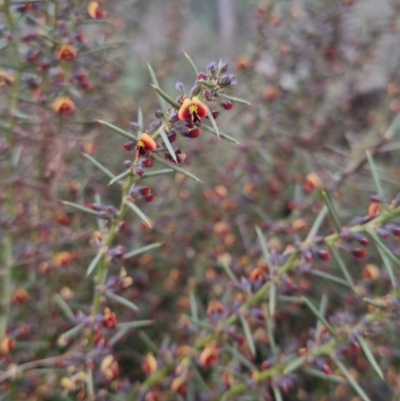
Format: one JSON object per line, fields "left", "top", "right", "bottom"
{"left": 149, "top": 120, "right": 162, "bottom": 131}
{"left": 354, "top": 233, "right": 369, "bottom": 246}
{"left": 199, "top": 346, "right": 218, "bottom": 368}
{"left": 219, "top": 74, "right": 231, "bottom": 85}
{"left": 211, "top": 110, "right": 219, "bottom": 119}
{"left": 139, "top": 187, "right": 152, "bottom": 196}
{"left": 351, "top": 248, "right": 367, "bottom": 259}
{"left": 141, "top": 158, "right": 153, "bottom": 168}
{"left": 167, "top": 132, "right": 177, "bottom": 143}
{"left": 203, "top": 90, "right": 212, "bottom": 101}
{"left": 154, "top": 109, "right": 164, "bottom": 119}
{"left": 206, "top": 61, "right": 218, "bottom": 75}
{"left": 220, "top": 98, "right": 233, "bottom": 110}
{"left": 123, "top": 160, "right": 132, "bottom": 169}
{"left": 315, "top": 248, "right": 331, "bottom": 261}
{"left": 175, "top": 81, "right": 185, "bottom": 93}
{"left": 220, "top": 62, "right": 229, "bottom": 73}
{"left": 145, "top": 194, "right": 155, "bottom": 203}
{"left": 130, "top": 122, "right": 140, "bottom": 131}
{"left": 135, "top": 166, "right": 144, "bottom": 176}
{"left": 190, "top": 84, "right": 201, "bottom": 97}
{"left": 123, "top": 141, "right": 135, "bottom": 151}
{"left": 102, "top": 307, "right": 118, "bottom": 329}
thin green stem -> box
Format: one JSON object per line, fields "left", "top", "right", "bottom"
{"left": 87, "top": 174, "right": 136, "bottom": 398}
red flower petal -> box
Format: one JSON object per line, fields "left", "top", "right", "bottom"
{"left": 178, "top": 98, "right": 192, "bottom": 121}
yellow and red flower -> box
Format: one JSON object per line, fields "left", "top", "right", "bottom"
{"left": 199, "top": 346, "right": 218, "bottom": 368}
{"left": 56, "top": 44, "right": 77, "bottom": 61}
{"left": 52, "top": 97, "right": 75, "bottom": 115}
{"left": 137, "top": 133, "right": 157, "bottom": 156}
{"left": 178, "top": 96, "right": 208, "bottom": 124}
{"left": 88, "top": 1, "right": 107, "bottom": 19}
{"left": 102, "top": 307, "right": 118, "bottom": 329}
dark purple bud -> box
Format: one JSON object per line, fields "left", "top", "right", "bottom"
{"left": 211, "top": 110, "right": 219, "bottom": 119}
{"left": 354, "top": 233, "right": 369, "bottom": 246}
{"left": 220, "top": 62, "right": 228, "bottom": 73}
{"left": 91, "top": 203, "right": 103, "bottom": 211}
{"left": 370, "top": 194, "right": 384, "bottom": 203}
{"left": 145, "top": 194, "right": 155, "bottom": 203}
{"left": 350, "top": 216, "right": 365, "bottom": 226}
{"left": 106, "top": 206, "right": 118, "bottom": 218}
{"left": 149, "top": 120, "right": 162, "bottom": 131}
{"left": 190, "top": 84, "right": 201, "bottom": 97}
{"left": 220, "top": 98, "right": 233, "bottom": 110}
{"left": 302, "top": 249, "right": 313, "bottom": 263}
{"left": 123, "top": 160, "right": 132, "bottom": 169}
{"left": 134, "top": 166, "right": 144, "bottom": 177}
{"left": 154, "top": 109, "right": 164, "bottom": 119}
{"left": 378, "top": 227, "right": 389, "bottom": 239}
{"left": 197, "top": 72, "right": 207, "bottom": 80}
{"left": 175, "top": 81, "right": 184, "bottom": 93}
{"left": 203, "top": 90, "right": 212, "bottom": 101}
{"left": 206, "top": 62, "right": 218, "bottom": 75}
{"left": 109, "top": 245, "right": 125, "bottom": 260}
{"left": 141, "top": 158, "right": 153, "bottom": 168}
{"left": 315, "top": 248, "right": 331, "bottom": 261}
{"left": 351, "top": 248, "right": 367, "bottom": 259}
{"left": 386, "top": 224, "right": 400, "bottom": 237}
{"left": 219, "top": 74, "right": 231, "bottom": 85}
{"left": 167, "top": 132, "right": 177, "bottom": 143}
{"left": 340, "top": 228, "right": 352, "bottom": 241}
{"left": 130, "top": 122, "right": 140, "bottom": 131}
{"left": 314, "top": 236, "right": 325, "bottom": 245}
{"left": 123, "top": 141, "right": 135, "bottom": 151}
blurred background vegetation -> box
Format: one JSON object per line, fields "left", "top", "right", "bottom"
{"left": 2, "top": 0, "right": 400, "bottom": 399}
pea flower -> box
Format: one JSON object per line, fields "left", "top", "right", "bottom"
{"left": 56, "top": 44, "right": 77, "bottom": 61}
{"left": 52, "top": 97, "right": 75, "bottom": 115}
{"left": 137, "top": 133, "right": 157, "bottom": 156}
{"left": 178, "top": 96, "right": 208, "bottom": 124}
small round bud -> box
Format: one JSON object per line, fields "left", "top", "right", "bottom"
{"left": 140, "top": 187, "right": 152, "bottom": 196}
{"left": 220, "top": 98, "right": 233, "bottom": 110}
{"left": 190, "top": 84, "right": 201, "bottom": 97}
{"left": 316, "top": 248, "right": 331, "bottom": 261}
{"left": 134, "top": 166, "right": 144, "bottom": 176}
{"left": 203, "top": 90, "right": 212, "bottom": 101}
{"left": 145, "top": 194, "right": 155, "bottom": 203}
{"left": 168, "top": 132, "right": 177, "bottom": 143}
{"left": 149, "top": 120, "right": 162, "bottom": 131}
{"left": 175, "top": 81, "right": 185, "bottom": 93}
{"left": 130, "top": 122, "right": 140, "bottom": 131}
{"left": 154, "top": 109, "right": 164, "bottom": 119}
{"left": 206, "top": 62, "right": 218, "bottom": 75}
{"left": 123, "top": 160, "right": 132, "bottom": 169}
{"left": 197, "top": 72, "right": 207, "bottom": 80}
{"left": 211, "top": 110, "right": 219, "bottom": 119}
{"left": 123, "top": 141, "right": 135, "bottom": 151}
{"left": 220, "top": 62, "right": 229, "bottom": 73}
{"left": 141, "top": 158, "right": 153, "bottom": 168}
{"left": 351, "top": 248, "right": 367, "bottom": 259}
{"left": 219, "top": 74, "right": 231, "bottom": 85}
